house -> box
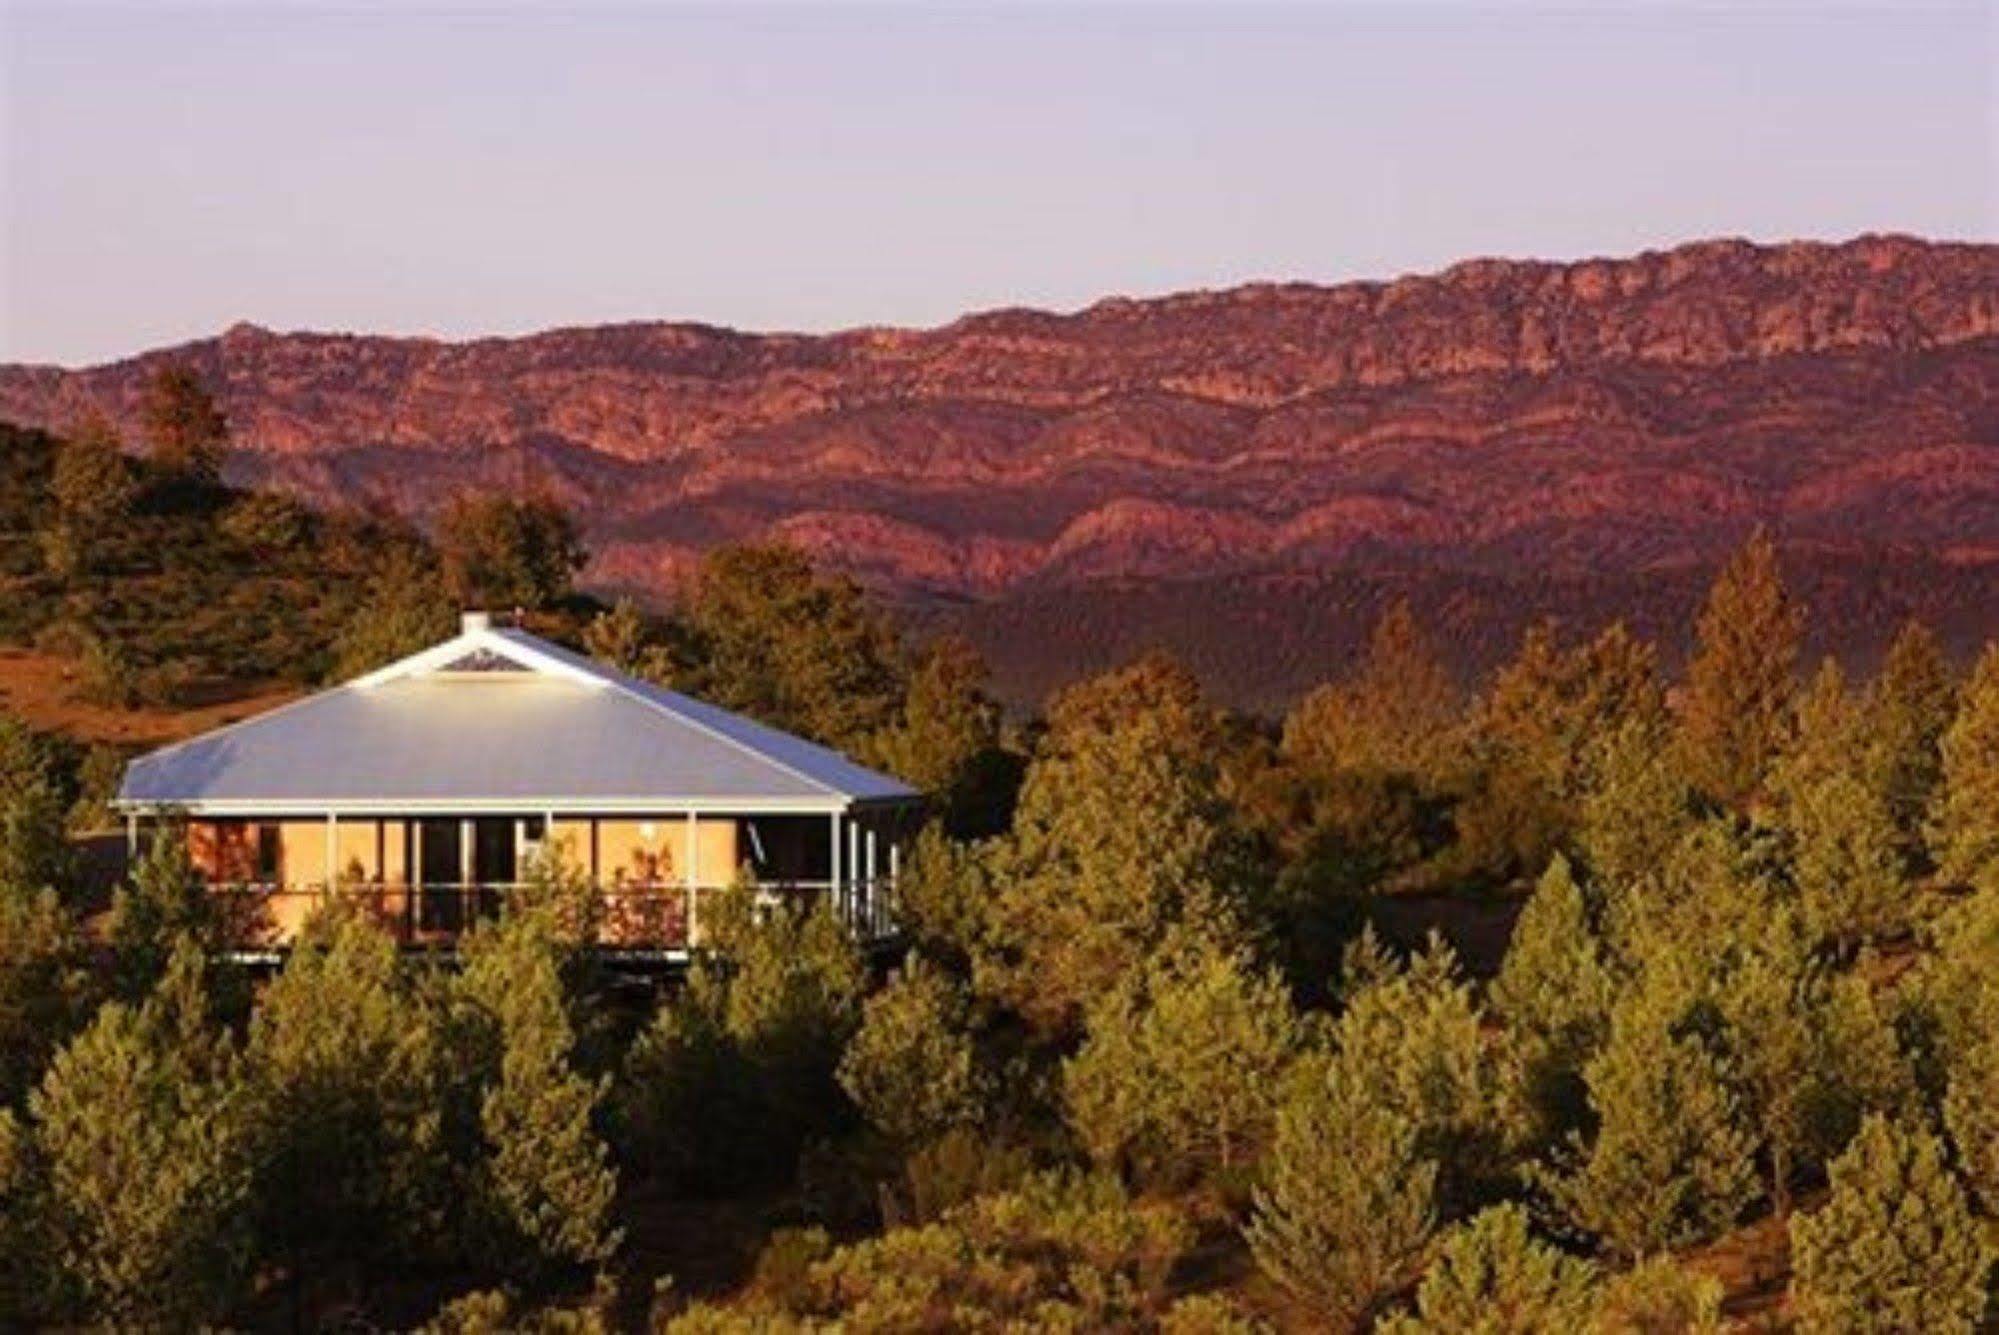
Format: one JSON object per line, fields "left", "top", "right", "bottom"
{"left": 114, "top": 612, "right": 922, "bottom": 955}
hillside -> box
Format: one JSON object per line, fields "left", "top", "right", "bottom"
{"left": 4, "top": 234, "right": 1996, "bottom": 706}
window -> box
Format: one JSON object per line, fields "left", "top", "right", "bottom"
{"left": 255, "top": 823, "right": 280, "bottom": 883}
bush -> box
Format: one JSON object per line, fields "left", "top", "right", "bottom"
{"left": 1789, "top": 1114, "right": 1989, "bottom": 1333}
{"left": 1377, "top": 1203, "right": 1597, "bottom": 1334}
{"left": 1063, "top": 932, "right": 1300, "bottom": 1189}
{"left": 1246, "top": 1056, "right": 1436, "bottom": 1328}
{"left": 837, "top": 954, "right": 988, "bottom": 1147}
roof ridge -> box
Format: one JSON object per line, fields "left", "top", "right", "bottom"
{"left": 488, "top": 628, "right": 852, "bottom": 799}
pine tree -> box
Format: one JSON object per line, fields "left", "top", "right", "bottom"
{"left": 1329, "top": 935, "right": 1507, "bottom": 1211}
{"left": 1246, "top": 1057, "right": 1436, "bottom": 1329}
{"left": 868, "top": 634, "right": 1007, "bottom": 835}
{"left": 1867, "top": 620, "right": 1955, "bottom": 864}
{"left": 1062, "top": 933, "right": 1300, "bottom": 1187}
{"left": 581, "top": 596, "right": 655, "bottom": 674}
{"left": 837, "top": 954, "right": 988, "bottom": 1148}
{"left": 0, "top": 886, "right": 91, "bottom": 1110}
{"left": 43, "top": 416, "right": 135, "bottom": 579}
{"left": 1788, "top": 1114, "right": 1989, "bottom": 1333}
{"left": 437, "top": 491, "right": 588, "bottom": 613}
{"left": 0, "top": 715, "right": 73, "bottom": 894}
{"left": 1284, "top": 598, "right": 1463, "bottom": 784}
{"left": 1588, "top": 1256, "right": 1723, "bottom": 1334}
{"left": 975, "top": 657, "right": 1254, "bottom": 1037}
{"left": 456, "top": 914, "right": 621, "bottom": 1274}
{"left": 108, "top": 827, "right": 230, "bottom": 999}
{"left": 140, "top": 362, "right": 228, "bottom": 479}
{"left": 1575, "top": 714, "right": 1692, "bottom": 894}
{"left": 1376, "top": 1203, "right": 1598, "bottom": 1335}
{"left": 1677, "top": 530, "right": 1802, "bottom": 806}
{"left": 245, "top": 907, "right": 449, "bottom": 1275}
{"left": 1943, "top": 1020, "right": 1999, "bottom": 1216}
{"left": 330, "top": 547, "right": 458, "bottom": 679}
{"left": 28, "top": 942, "right": 253, "bottom": 1325}
{"left": 1539, "top": 980, "right": 1758, "bottom": 1260}
{"left": 1930, "top": 642, "right": 1999, "bottom": 894}
{"left": 1769, "top": 659, "right": 1909, "bottom": 943}
{"left": 1491, "top": 855, "right": 1618, "bottom": 1149}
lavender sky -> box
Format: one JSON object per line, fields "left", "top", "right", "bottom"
{"left": 2, "top": 2, "right": 1992, "bottom": 366}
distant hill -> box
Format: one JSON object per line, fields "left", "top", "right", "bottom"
{"left": 4, "top": 234, "right": 1996, "bottom": 709}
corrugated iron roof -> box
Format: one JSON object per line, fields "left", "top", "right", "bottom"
{"left": 117, "top": 619, "right": 919, "bottom": 811}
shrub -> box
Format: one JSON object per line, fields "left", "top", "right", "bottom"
{"left": 1062, "top": 932, "right": 1300, "bottom": 1188}
{"left": 837, "top": 954, "right": 988, "bottom": 1147}
{"left": 1377, "top": 1203, "right": 1598, "bottom": 1334}
{"left": 1589, "top": 1256, "right": 1724, "bottom": 1334}
{"left": 1246, "top": 1056, "right": 1436, "bottom": 1328}
{"left": 1788, "top": 1114, "right": 1990, "bottom": 1333}
{"left": 1538, "top": 981, "right": 1758, "bottom": 1260}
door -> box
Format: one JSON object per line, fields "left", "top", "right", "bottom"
{"left": 472, "top": 817, "right": 516, "bottom": 920}
{"left": 418, "top": 819, "right": 463, "bottom": 933}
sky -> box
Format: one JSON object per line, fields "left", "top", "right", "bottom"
{"left": 1, "top": 2, "right": 1993, "bottom": 367}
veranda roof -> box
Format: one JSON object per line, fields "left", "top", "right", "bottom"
{"left": 116, "top": 615, "right": 919, "bottom": 814}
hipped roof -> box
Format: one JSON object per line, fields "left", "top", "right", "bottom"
{"left": 117, "top": 620, "right": 919, "bottom": 813}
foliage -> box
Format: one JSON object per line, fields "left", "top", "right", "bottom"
{"left": 0, "top": 887, "right": 91, "bottom": 1110}
{"left": 620, "top": 888, "right": 865, "bottom": 1190}
{"left": 1768, "top": 659, "right": 1909, "bottom": 943}
{"left": 1788, "top": 1114, "right": 1990, "bottom": 1333}
{"left": 244, "top": 906, "right": 450, "bottom": 1272}
{"left": 438, "top": 490, "right": 588, "bottom": 612}
{"left": 1931, "top": 642, "right": 1999, "bottom": 894}
{"left": 974, "top": 655, "right": 1256, "bottom": 1037}
{"left": 1676, "top": 530, "right": 1802, "bottom": 806}
{"left": 1246, "top": 1054, "right": 1436, "bottom": 1329}
{"left": 141, "top": 362, "right": 229, "bottom": 479}
{"left": 1325, "top": 933, "right": 1507, "bottom": 1212}
{"left": 1943, "top": 1007, "right": 1999, "bottom": 1216}
{"left": 1491, "top": 855, "right": 1618, "bottom": 1149}
{"left": 1538, "top": 977, "right": 1759, "bottom": 1260}
{"left": 869, "top": 633, "right": 1012, "bottom": 836}
{"left": 664, "top": 544, "right": 907, "bottom": 756}
{"left": 108, "top": 826, "right": 233, "bottom": 999}
{"left": 1588, "top": 1256, "right": 1724, "bottom": 1334}
{"left": 26, "top": 942, "right": 254, "bottom": 1325}
{"left": 1866, "top": 619, "right": 1955, "bottom": 865}
{"left": 837, "top": 953, "right": 988, "bottom": 1148}
{"left": 455, "top": 910, "right": 621, "bottom": 1273}
{"left": 1284, "top": 598, "right": 1463, "bottom": 783}
{"left": 1574, "top": 713, "right": 1693, "bottom": 893}
{"left": 1062, "top": 932, "right": 1300, "bottom": 1188}
{"left": 1377, "top": 1203, "right": 1598, "bottom": 1335}
{"left": 668, "top": 1171, "right": 1194, "bottom": 1332}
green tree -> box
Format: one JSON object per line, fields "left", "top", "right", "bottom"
{"left": 1943, "top": 1019, "right": 1999, "bottom": 1216}
{"left": 665, "top": 544, "right": 907, "bottom": 754}
{"left": 1062, "top": 933, "right": 1300, "bottom": 1187}
{"left": 28, "top": 942, "right": 253, "bottom": 1325}
{"left": 43, "top": 415, "right": 136, "bottom": 578}
{"left": 455, "top": 911, "right": 620, "bottom": 1273}
{"left": 1246, "top": 1057, "right": 1436, "bottom": 1329}
{"left": 1866, "top": 620, "right": 1955, "bottom": 865}
{"left": 0, "top": 717, "right": 73, "bottom": 893}
{"left": 141, "top": 362, "right": 229, "bottom": 479}
{"left": 438, "top": 491, "right": 587, "bottom": 612}
{"left": 1588, "top": 1257, "right": 1723, "bottom": 1334}
{"left": 1491, "top": 855, "right": 1618, "bottom": 1149}
{"left": 621, "top": 889, "right": 865, "bottom": 1190}
{"left": 1575, "top": 714, "right": 1693, "bottom": 894}
{"left": 1328, "top": 934, "right": 1506, "bottom": 1211}
{"left": 330, "top": 546, "right": 459, "bottom": 678}
{"left": 108, "top": 827, "right": 230, "bottom": 1000}
{"left": 837, "top": 954, "right": 988, "bottom": 1148}
{"left": 1539, "top": 980, "right": 1758, "bottom": 1260}
{"left": 869, "top": 634, "right": 1010, "bottom": 836}
{"left": 1769, "top": 660, "right": 1910, "bottom": 943}
{"left": 1284, "top": 598, "right": 1463, "bottom": 784}
{"left": 1930, "top": 642, "right": 1999, "bottom": 894}
{"left": 1788, "top": 1114, "right": 1989, "bottom": 1333}
{"left": 1377, "top": 1203, "right": 1598, "bottom": 1335}
{"left": 974, "top": 656, "right": 1254, "bottom": 1038}
{"left": 0, "top": 887, "right": 91, "bottom": 1110}
{"left": 580, "top": 595, "right": 656, "bottom": 674}
{"left": 245, "top": 907, "right": 450, "bottom": 1279}
{"left": 1676, "top": 530, "right": 1802, "bottom": 806}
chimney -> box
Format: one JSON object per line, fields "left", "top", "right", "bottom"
{"left": 461, "top": 611, "right": 492, "bottom": 635}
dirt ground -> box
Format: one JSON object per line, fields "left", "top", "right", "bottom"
{"left": 0, "top": 644, "right": 298, "bottom": 749}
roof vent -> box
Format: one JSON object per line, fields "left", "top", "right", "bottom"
{"left": 461, "top": 611, "right": 493, "bottom": 635}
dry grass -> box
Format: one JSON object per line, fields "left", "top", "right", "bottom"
{"left": 0, "top": 643, "right": 298, "bottom": 748}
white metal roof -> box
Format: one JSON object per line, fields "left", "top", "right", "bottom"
{"left": 117, "top": 615, "right": 919, "bottom": 814}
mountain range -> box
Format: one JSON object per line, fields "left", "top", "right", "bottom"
{"left": 3, "top": 233, "right": 1996, "bottom": 710}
